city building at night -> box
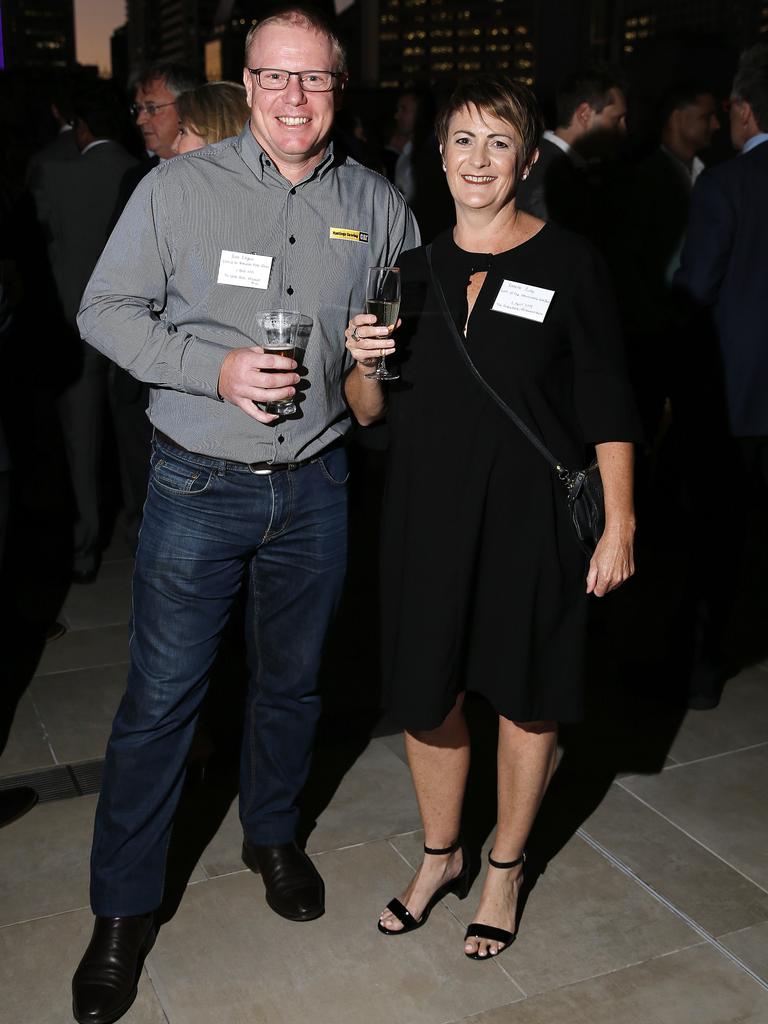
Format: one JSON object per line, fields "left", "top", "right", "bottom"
{"left": 376, "top": 0, "right": 536, "bottom": 90}
{"left": 0, "top": 0, "right": 75, "bottom": 71}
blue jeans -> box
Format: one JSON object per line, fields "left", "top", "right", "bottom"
{"left": 90, "top": 437, "right": 348, "bottom": 916}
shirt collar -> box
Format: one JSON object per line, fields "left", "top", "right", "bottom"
{"left": 238, "top": 122, "right": 336, "bottom": 187}
{"left": 542, "top": 129, "right": 588, "bottom": 169}
{"left": 742, "top": 132, "right": 768, "bottom": 155}
{"left": 542, "top": 129, "right": 570, "bottom": 155}
{"left": 81, "top": 139, "right": 112, "bottom": 156}
{"left": 660, "top": 145, "right": 705, "bottom": 185}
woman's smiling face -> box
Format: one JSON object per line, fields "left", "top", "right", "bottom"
{"left": 442, "top": 104, "right": 525, "bottom": 215}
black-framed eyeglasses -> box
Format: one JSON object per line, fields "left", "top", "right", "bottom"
{"left": 130, "top": 100, "right": 177, "bottom": 118}
{"left": 247, "top": 68, "right": 344, "bottom": 92}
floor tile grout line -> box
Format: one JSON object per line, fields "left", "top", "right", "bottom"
{"left": 26, "top": 693, "right": 60, "bottom": 767}
{"left": 0, "top": 903, "right": 91, "bottom": 931}
{"left": 575, "top": 827, "right": 768, "bottom": 991}
{"left": 142, "top": 962, "right": 172, "bottom": 1019}
{"left": 33, "top": 659, "right": 131, "bottom": 679}
{"left": 660, "top": 739, "right": 768, "bottom": 772}
{"left": 612, "top": 781, "right": 768, "bottom": 895}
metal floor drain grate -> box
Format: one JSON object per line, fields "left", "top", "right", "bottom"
{"left": 0, "top": 759, "right": 104, "bottom": 802}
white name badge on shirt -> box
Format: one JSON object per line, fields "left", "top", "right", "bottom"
{"left": 492, "top": 279, "right": 555, "bottom": 323}
{"left": 217, "top": 251, "right": 273, "bottom": 289}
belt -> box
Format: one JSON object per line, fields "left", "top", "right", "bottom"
{"left": 154, "top": 430, "right": 343, "bottom": 473}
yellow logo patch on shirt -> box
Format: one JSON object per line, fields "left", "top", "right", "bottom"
{"left": 329, "top": 227, "right": 369, "bottom": 243}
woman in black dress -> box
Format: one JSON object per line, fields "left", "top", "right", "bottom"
{"left": 344, "top": 76, "right": 640, "bottom": 960}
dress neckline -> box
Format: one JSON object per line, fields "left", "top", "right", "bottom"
{"left": 448, "top": 222, "right": 549, "bottom": 267}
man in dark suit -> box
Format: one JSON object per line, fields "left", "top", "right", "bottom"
{"left": 33, "top": 84, "right": 138, "bottom": 582}
{"left": 618, "top": 84, "right": 720, "bottom": 441}
{"left": 672, "top": 44, "right": 768, "bottom": 708}
{"left": 516, "top": 67, "right": 627, "bottom": 240}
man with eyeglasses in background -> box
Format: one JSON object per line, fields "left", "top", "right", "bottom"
{"left": 107, "top": 63, "right": 204, "bottom": 557}
{"left": 71, "top": 7, "right": 418, "bottom": 1023}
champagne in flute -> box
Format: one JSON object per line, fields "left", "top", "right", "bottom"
{"left": 364, "top": 298, "right": 400, "bottom": 330}
{"left": 364, "top": 266, "right": 401, "bottom": 381}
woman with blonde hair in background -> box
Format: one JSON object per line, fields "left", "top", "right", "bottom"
{"left": 173, "top": 81, "right": 250, "bottom": 152}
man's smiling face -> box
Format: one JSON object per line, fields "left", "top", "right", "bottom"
{"left": 243, "top": 22, "right": 339, "bottom": 181}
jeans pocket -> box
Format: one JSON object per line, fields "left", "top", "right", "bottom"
{"left": 151, "top": 452, "right": 214, "bottom": 495}
{"left": 317, "top": 449, "right": 350, "bottom": 487}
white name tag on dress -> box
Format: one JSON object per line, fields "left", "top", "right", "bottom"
{"left": 492, "top": 279, "right": 555, "bottom": 323}
{"left": 217, "top": 251, "right": 273, "bottom": 289}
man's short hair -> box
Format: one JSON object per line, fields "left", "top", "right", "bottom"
{"left": 243, "top": 4, "right": 347, "bottom": 75}
{"left": 73, "top": 83, "right": 123, "bottom": 140}
{"left": 657, "top": 82, "right": 714, "bottom": 127}
{"left": 556, "top": 67, "right": 626, "bottom": 128}
{"left": 732, "top": 43, "right": 768, "bottom": 132}
{"left": 132, "top": 63, "right": 204, "bottom": 98}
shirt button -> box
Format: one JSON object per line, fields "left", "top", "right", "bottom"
{"left": 289, "top": 187, "right": 296, "bottom": 195}
{"left": 265, "top": 159, "right": 271, "bottom": 166}
{"left": 289, "top": 235, "right": 296, "bottom": 244}
{"left": 287, "top": 286, "right": 294, "bottom": 296}
{"left": 278, "top": 435, "right": 285, "bottom": 444}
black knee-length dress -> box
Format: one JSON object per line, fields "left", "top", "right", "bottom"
{"left": 380, "top": 225, "right": 641, "bottom": 730}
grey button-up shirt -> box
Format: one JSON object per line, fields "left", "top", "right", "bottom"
{"left": 77, "top": 125, "right": 419, "bottom": 462}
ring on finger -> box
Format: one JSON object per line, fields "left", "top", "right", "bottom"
{"left": 351, "top": 326, "right": 360, "bottom": 341}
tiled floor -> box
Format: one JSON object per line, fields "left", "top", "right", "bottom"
{"left": 1, "top": 542, "right": 768, "bottom": 1024}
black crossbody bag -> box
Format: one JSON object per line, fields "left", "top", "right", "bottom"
{"left": 424, "top": 243, "right": 604, "bottom": 557}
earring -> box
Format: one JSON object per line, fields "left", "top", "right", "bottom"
{"left": 442, "top": 164, "right": 447, "bottom": 172}
{"left": 522, "top": 170, "right": 529, "bottom": 180}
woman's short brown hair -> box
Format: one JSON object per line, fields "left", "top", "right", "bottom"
{"left": 435, "top": 74, "right": 543, "bottom": 171}
{"left": 176, "top": 82, "right": 251, "bottom": 145}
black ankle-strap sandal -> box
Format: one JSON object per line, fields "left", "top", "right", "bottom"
{"left": 463, "top": 850, "right": 525, "bottom": 960}
{"left": 378, "top": 838, "right": 471, "bottom": 936}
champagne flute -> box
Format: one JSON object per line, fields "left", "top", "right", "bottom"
{"left": 256, "top": 309, "right": 301, "bottom": 416}
{"left": 364, "top": 266, "right": 401, "bottom": 381}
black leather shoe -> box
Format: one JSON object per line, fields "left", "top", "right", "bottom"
{"left": 72, "top": 914, "right": 156, "bottom": 1024}
{"left": 242, "top": 840, "right": 325, "bottom": 922}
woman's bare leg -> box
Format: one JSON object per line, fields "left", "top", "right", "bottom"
{"left": 379, "top": 695, "right": 470, "bottom": 931}
{"left": 464, "top": 718, "right": 557, "bottom": 957}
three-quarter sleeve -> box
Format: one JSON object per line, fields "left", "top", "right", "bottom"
{"left": 568, "top": 242, "right": 642, "bottom": 445}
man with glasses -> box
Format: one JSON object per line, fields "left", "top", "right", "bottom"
{"left": 109, "top": 63, "right": 203, "bottom": 557}
{"left": 130, "top": 62, "right": 202, "bottom": 161}
{"left": 72, "top": 7, "right": 418, "bottom": 1023}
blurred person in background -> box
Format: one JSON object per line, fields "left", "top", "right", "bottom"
{"left": 617, "top": 83, "right": 720, "bottom": 446}
{"left": 172, "top": 81, "right": 250, "bottom": 154}
{"left": 110, "top": 63, "right": 204, "bottom": 553}
{"left": 31, "top": 83, "right": 138, "bottom": 583}
{"left": 670, "top": 43, "right": 768, "bottom": 710}
{"left": 516, "top": 67, "right": 627, "bottom": 242}
{"left": 131, "top": 63, "right": 204, "bottom": 162}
